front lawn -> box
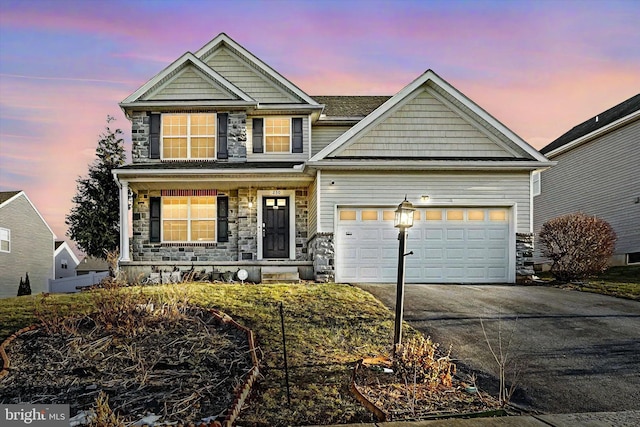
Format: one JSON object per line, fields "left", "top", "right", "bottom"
{"left": 539, "top": 265, "right": 640, "bottom": 301}
{"left": 0, "top": 283, "right": 411, "bottom": 426}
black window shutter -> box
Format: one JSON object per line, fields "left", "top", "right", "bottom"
{"left": 292, "top": 117, "right": 303, "bottom": 153}
{"left": 150, "top": 197, "right": 161, "bottom": 243}
{"left": 252, "top": 118, "right": 264, "bottom": 153}
{"left": 217, "top": 196, "right": 229, "bottom": 242}
{"left": 217, "top": 113, "right": 228, "bottom": 159}
{"left": 149, "top": 113, "right": 161, "bottom": 159}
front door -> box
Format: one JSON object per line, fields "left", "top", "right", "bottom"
{"left": 263, "top": 197, "right": 290, "bottom": 258}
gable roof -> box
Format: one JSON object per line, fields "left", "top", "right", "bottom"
{"left": 196, "top": 33, "right": 319, "bottom": 106}
{"left": 309, "top": 70, "right": 551, "bottom": 166}
{"left": 121, "top": 33, "right": 322, "bottom": 114}
{"left": 55, "top": 240, "right": 81, "bottom": 266}
{"left": 0, "top": 190, "right": 56, "bottom": 238}
{"left": 0, "top": 191, "right": 21, "bottom": 205}
{"left": 77, "top": 256, "right": 109, "bottom": 272}
{"left": 120, "top": 52, "right": 254, "bottom": 107}
{"left": 540, "top": 93, "right": 640, "bottom": 156}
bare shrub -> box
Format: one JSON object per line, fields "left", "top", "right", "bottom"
{"left": 88, "top": 391, "right": 124, "bottom": 427}
{"left": 538, "top": 212, "right": 616, "bottom": 282}
{"left": 393, "top": 336, "right": 456, "bottom": 389}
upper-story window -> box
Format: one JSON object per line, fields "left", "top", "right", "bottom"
{"left": 265, "top": 118, "right": 291, "bottom": 152}
{"left": 532, "top": 171, "right": 541, "bottom": 196}
{"left": 162, "top": 113, "right": 216, "bottom": 159}
{"left": 252, "top": 117, "right": 303, "bottom": 154}
{"left": 0, "top": 228, "right": 10, "bottom": 252}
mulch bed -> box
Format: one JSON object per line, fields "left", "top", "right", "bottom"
{"left": 0, "top": 307, "right": 254, "bottom": 426}
{"left": 353, "top": 359, "right": 501, "bottom": 421}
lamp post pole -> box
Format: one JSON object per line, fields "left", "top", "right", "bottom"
{"left": 392, "top": 197, "right": 415, "bottom": 352}
{"left": 393, "top": 226, "right": 408, "bottom": 348}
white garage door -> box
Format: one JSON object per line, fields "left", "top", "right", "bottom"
{"left": 336, "top": 207, "right": 512, "bottom": 283}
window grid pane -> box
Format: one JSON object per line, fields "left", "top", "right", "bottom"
{"left": 191, "top": 220, "right": 216, "bottom": 241}
{"left": 163, "top": 220, "right": 188, "bottom": 241}
{"left": 162, "top": 113, "right": 216, "bottom": 159}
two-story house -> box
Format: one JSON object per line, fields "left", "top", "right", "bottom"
{"left": 114, "top": 33, "right": 552, "bottom": 284}
{"left": 0, "top": 191, "right": 55, "bottom": 297}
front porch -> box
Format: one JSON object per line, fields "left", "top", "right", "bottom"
{"left": 119, "top": 260, "right": 314, "bottom": 284}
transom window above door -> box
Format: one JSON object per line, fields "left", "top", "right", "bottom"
{"left": 162, "top": 113, "right": 216, "bottom": 159}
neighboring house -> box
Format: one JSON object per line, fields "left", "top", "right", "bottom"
{"left": 76, "top": 256, "right": 110, "bottom": 275}
{"left": 114, "top": 33, "right": 553, "bottom": 284}
{"left": 0, "top": 191, "right": 55, "bottom": 297}
{"left": 534, "top": 94, "right": 640, "bottom": 266}
{"left": 54, "top": 240, "right": 80, "bottom": 279}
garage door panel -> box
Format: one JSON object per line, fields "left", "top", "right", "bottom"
{"left": 337, "top": 207, "right": 511, "bottom": 283}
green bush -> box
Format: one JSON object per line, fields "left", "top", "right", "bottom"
{"left": 538, "top": 212, "right": 616, "bottom": 282}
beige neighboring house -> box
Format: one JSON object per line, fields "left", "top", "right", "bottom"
{"left": 76, "top": 256, "right": 110, "bottom": 275}
{"left": 114, "top": 33, "right": 553, "bottom": 284}
{"left": 534, "top": 94, "right": 640, "bottom": 266}
{"left": 54, "top": 240, "right": 80, "bottom": 279}
{"left": 0, "top": 191, "right": 55, "bottom": 297}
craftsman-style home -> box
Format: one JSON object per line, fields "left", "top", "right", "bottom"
{"left": 114, "top": 33, "right": 552, "bottom": 283}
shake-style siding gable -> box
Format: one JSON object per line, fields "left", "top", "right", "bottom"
{"left": 334, "top": 89, "right": 513, "bottom": 158}
{"left": 202, "top": 47, "right": 299, "bottom": 103}
{"left": 146, "top": 67, "right": 236, "bottom": 101}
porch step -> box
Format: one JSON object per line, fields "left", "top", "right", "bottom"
{"left": 261, "top": 266, "right": 300, "bottom": 284}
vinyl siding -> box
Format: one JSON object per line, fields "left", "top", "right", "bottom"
{"left": 0, "top": 194, "right": 54, "bottom": 298}
{"left": 319, "top": 171, "right": 531, "bottom": 233}
{"left": 336, "top": 90, "right": 512, "bottom": 158}
{"left": 311, "top": 125, "right": 352, "bottom": 155}
{"left": 247, "top": 116, "right": 309, "bottom": 162}
{"left": 204, "top": 48, "right": 298, "bottom": 103}
{"left": 534, "top": 119, "right": 640, "bottom": 258}
{"left": 145, "top": 67, "right": 233, "bottom": 101}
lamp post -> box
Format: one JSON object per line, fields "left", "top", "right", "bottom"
{"left": 393, "top": 197, "right": 415, "bottom": 350}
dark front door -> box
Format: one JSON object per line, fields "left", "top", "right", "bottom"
{"left": 263, "top": 196, "right": 290, "bottom": 258}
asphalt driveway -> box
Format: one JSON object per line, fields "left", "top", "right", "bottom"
{"left": 356, "top": 284, "right": 640, "bottom": 413}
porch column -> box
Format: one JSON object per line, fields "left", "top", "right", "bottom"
{"left": 118, "top": 179, "right": 130, "bottom": 262}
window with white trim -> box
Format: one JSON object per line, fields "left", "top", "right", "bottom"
{"left": 265, "top": 117, "right": 291, "bottom": 152}
{"left": 162, "top": 196, "right": 217, "bottom": 242}
{"left": 162, "top": 113, "right": 216, "bottom": 159}
{"left": 0, "top": 228, "right": 9, "bottom": 252}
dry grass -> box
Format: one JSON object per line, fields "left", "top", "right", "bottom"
{"left": 0, "top": 282, "right": 411, "bottom": 426}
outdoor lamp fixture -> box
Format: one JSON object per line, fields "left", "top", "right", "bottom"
{"left": 393, "top": 197, "right": 415, "bottom": 350}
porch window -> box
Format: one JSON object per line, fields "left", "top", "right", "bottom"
{"left": 0, "top": 228, "right": 9, "bottom": 252}
{"left": 162, "top": 196, "right": 217, "bottom": 242}
{"left": 162, "top": 113, "right": 216, "bottom": 160}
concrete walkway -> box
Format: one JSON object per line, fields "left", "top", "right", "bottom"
{"left": 314, "top": 410, "right": 640, "bottom": 426}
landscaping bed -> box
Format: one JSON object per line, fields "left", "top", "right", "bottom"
{"left": 0, "top": 303, "right": 257, "bottom": 426}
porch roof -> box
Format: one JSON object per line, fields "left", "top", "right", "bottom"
{"left": 116, "top": 161, "right": 304, "bottom": 170}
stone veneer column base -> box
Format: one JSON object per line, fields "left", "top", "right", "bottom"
{"left": 516, "top": 232, "right": 535, "bottom": 284}
{"left": 310, "top": 233, "right": 335, "bottom": 283}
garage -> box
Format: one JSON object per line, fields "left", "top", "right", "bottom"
{"left": 336, "top": 206, "right": 513, "bottom": 283}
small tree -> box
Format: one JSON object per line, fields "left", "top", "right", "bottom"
{"left": 17, "top": 272, "right": 31, "bottom": 296}
{"left": 66, "top": 116, "right": 126, "bottom": 259}
{"left": 538, "top": 212, "right": 616, "bottom": 282}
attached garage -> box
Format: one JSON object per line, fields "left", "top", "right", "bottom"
{"left": 336, "top": 206, "right": 514, "bottom": 283}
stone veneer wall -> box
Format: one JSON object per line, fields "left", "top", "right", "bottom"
{"left": 516, "top": 232, "right": 535, "bottom": 283}
{"left": 309, "top": 233, "right": 335, "bottom": 283}
{"left": 129, "top": 111, "right": 247, "bottom": 163}
{"left": 132, "top": 190, "right": 239, "bottom": 262}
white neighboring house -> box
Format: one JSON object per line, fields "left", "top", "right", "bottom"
{"left": 0, "top": 191, "right": 55, "bottom": 297}
{"left": 534, "top": 93, "right": 640, "bottom": 266}
{"left": 54, "top": 240, "right": 80, "bottom": 279}
{"left": 114, "top": 33, "right": 554, "bottom": 284}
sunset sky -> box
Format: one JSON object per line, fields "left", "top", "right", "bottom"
{"left": 1, "top": 0, "right": 639, "bottom": 248}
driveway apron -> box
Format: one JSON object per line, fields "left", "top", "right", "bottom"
{"left": 356, "top": 284, "right": 640, "bottom": 413}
